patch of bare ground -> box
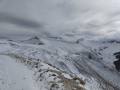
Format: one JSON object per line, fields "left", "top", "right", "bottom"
{"left": 36, "top": 68, "right": 86, "bottom": 90}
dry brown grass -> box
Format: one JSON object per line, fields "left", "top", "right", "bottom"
{"left": 52, "top": 74, "right": 56, "bottom": 76}
{"left": 73, "top": 76, "right": 85, "bottom": 85}
{"left": 39, "top": 69, "right": 42, "bottom": 72}
{"left": 49, "top": 81, "right": 59, "bottom": 89}
{"left": 35, "top": 68, "right": 86, "bottom": 90}
{"left": 46, "top": 70, "right": 86, "bottom": 90}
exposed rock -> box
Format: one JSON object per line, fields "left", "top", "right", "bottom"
{"left": 29, "top": 36, "right": 39, "bottom": 40}
{"left": 113, "top": 52, "right": 120, "bottom": 72}
{"left": 76, "top": 38, "right": 84, "bottom": 44}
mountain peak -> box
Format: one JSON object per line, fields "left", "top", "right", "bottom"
{"left": 76, "top": 38, "right": 84, "bottom": 43}
{"left": 20, "top": 36, "right": 44, "bottom": 45}
{"left": 30, "top": 36, "right": 39, "bottom": 40}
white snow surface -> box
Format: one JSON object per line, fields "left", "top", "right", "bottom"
{"left": 0, "top": 55, "right": 39, "bottom": 90}
{"left": 0, "top": 37, "right": 120, "bottom": 90}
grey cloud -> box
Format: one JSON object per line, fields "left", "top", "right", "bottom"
{"left": 109, "top": 11, "right": 120, "bottom": 17}
{"left": 0, "top": 35, "right": 8, "bottom": 39}
{"left": 86, "top": 23, "right": 100, "bottom": 28}
{"left": 0, "top": 0, "right": 120, "bottom": 41}
{"left": 82, "top": 31, "right": 101, "bottom": 36}
{"left": 0, "top": 12, "right": 43, "bottom": 28}
{"left": 108, "top": 30, "right": 115, "bottom": 33}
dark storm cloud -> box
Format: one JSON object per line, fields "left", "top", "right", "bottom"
{"left": 0, "top": 12, "right": 43, "bottom": 28}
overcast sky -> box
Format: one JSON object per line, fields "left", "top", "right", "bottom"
{"left": 0, "top": 0, "right": 120, "bottom": 41}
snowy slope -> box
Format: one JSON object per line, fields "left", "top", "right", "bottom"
{"left": 0, "top": 55, "right": 39, "bottom": 90}
{"left": 0, "top": 37, "right": 120, "bottom": 90}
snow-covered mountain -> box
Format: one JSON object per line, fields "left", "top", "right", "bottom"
{"left": 20, "top": 36, "right": 44, "bottom": 45}
{"left": 0, "top": 36, "right": 120, "bottom": 90}
{"left": 76, "top": 36, "right": 90, "bottom": 43}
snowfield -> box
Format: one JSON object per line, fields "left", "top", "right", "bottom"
{"left": 0, "top": 36, "right": 120, "bottom": 90}
{"left": 0, "top": 55, "right": 39, "bottom": 90}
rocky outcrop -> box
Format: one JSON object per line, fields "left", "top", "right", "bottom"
{"left": 113, "top": 52, "right": 120, "bottom": 72}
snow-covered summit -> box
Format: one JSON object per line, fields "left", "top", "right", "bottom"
{"left": 20, "top": 36, "right": 44, "bottom": 45}
{"left": 30, "top": 36, "right": 39, "bottom": 39}
{"left": 76, "top": 36, "right": 91, "bottom": 44}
